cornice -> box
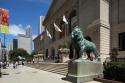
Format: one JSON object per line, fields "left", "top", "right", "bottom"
{"left": 87, "top": 19, "right": 110, "bottom": 30}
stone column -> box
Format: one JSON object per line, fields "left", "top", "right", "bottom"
{"left": 99, "top": 0, "right": 110, "bottom": 63}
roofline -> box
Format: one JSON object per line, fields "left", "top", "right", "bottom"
{"left": 33, "top": 31, "right": 46, "bottom": 41}
{"left": 33, "top": 34, "right": 41, "bottom": 41}
{"left": 43, "top": 0, "right": 56, "bottom": 26}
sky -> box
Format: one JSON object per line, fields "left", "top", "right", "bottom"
{"left": 0, "top": 0, "right": 52, "bottom": 49}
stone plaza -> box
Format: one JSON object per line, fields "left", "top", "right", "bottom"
{"left": 0, "top": 65, "right": 101, "bottom": 83}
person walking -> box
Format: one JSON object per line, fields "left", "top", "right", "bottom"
{"left": 15, "top": 62, "right": 18, "bottom": 68}
{"left": 22, "top": 61, "right": 24, "bottom": 65}
{"left": 32, "top": 59, "right": 34, "bottom": 63}
{"left": 7, "top": 61, "right": 9, "bottom": 67}
{"left": 13, "top": 62, "right": 16, "bottom": 69}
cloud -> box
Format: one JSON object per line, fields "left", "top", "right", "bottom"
{"left": 9, "top": 24, "right": 37, "bottom": 40}
{"left": 9, "top": 24, "right": 31, "bottom": 36}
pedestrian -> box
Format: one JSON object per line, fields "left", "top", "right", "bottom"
{"left": 13, "top": 62, "right": 15, "bottom": 69}
{"left": 7, "top": 61, "right": 9, "bottom": 67}
{"left": 3, "top": 62, "right": 6, "bottom": 69}
{"left": 0, "top": 62, "right": 1, "bottom": 69}
{"left": 15, "top": 62, "right": 18, "bottom": 68}
{"left": 0, "top": 62, "right": 3, "bottom": 69}
{"left": 22, "top": 61, "right": 24, "bottom": 65}
{"left": 32, "top": 59, "right": 34, "bottom": 63}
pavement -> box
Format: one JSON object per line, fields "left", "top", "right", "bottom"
{"left": 0, "top": 65, "right": 101, "bottom": 83}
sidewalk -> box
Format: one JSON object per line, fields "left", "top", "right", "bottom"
{"left": 0, "top": 65, "right": 101, "bottom": 83}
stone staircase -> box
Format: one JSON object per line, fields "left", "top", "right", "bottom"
{"left": 26, "top": 63, "right": 68, "bottom": 76}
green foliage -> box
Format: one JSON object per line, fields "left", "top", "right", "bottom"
{"left": 30, "top": 50, "right": 37, "bottom": 56}
{"left": 8, "top": 48, "right": 29, "bottom": 61}
{"left": 103, "top": 62, "right": 125, "bottom": 82}
{"left": 25, "top": 50, "right": 36, "bottom": 61}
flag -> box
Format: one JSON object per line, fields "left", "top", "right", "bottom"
{"left": 46, "top": 29, "right": 52, "bottom": 39}
{"left": 0, "top": 8, "right": 9, "bottom": 34}
{"left": 63, "top": 15, "right": 68, "bottom": 24}
{"left": 53, "top": 22, "right": 62, "bottom": 32}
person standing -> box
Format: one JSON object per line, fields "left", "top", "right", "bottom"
{"left": 32, "top": 59, "right": 34, "bottom": 63}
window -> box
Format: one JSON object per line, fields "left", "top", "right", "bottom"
{"left": 119, "top": 32, "right": 125, "bottom": 51}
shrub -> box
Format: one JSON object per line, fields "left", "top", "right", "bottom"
{"left": 103, "top": 62, "right": 125, "bottom": 82}
{"left": 8, "top": 48, "right": 29, "bottom": 61}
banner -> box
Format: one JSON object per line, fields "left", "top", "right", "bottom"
{"left": 46, "top": 29, "right": 52, "bottom": 39}
{"left": 53, "top": 22, "right": 62, "bottom": 32}
{"left": 0, "top": 8, "right": 9, "bottom": 34}
{"left": 63, "top": 15, "right": 68, "bottom": 24}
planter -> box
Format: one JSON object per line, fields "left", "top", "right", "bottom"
{"left": 58, "top": 48, "right": 70, "bottom": 63}
{"left": 59, "top": 48, "right": 70, "bottom": 54}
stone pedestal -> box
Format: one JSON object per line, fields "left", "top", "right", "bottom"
{"left": 66, "top": 60, "right": 103, "bottom": 83}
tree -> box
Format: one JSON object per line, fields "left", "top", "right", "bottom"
{"left": 26, "top": 50, "right": 37, "bottom": 61}
{"left": 8, "top": 48, "right": 29, "bottom": 61}
{"left": 30, "top": 50, "right": 37, "bottom": 56}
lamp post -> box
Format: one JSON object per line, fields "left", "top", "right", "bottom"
{"left": 1, "top": 34, "right": 7, "bottom": 69}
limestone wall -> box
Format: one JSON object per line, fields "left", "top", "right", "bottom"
{"left": 43, "top": 0, "right": 111, "bottom": 63}
{"left": 110, "top": 0, "right": 125, "bottom": 58}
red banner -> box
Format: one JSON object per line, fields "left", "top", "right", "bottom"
{"left": 0, "top": 8, "right": 9, "bottom": 26}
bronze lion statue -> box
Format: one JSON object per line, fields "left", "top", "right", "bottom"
{"left": 71, "top": 26, "right": 98, "bottom": 61}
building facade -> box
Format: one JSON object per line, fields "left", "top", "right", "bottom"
{"left": 17, "top": 27, "right": 32, "bottom": 54}
{"left": 17, "top": 34, "right": 32, "bottom": 54}
{"left": 110, "top": 0, "right": 125, "bottom": 58}
{"left": 33, "top": 0, "right": 125, "bottom": 63}
{"left": 8, "top": 43, "right": 13, "bottom": 51}
{"left": 33, "top": 31, "right": 45, "bottom": 53}
{"left": 13, "top": 39, "right": 18, "bottom": 50}
{"left": 26, "top": 26, "right": 32, "bottom": 37}
{"left": 39, "top": 16, "right": 45, "bottom": 34}
{"left": 42, "top": 0, "right": 111, "bottom": 63}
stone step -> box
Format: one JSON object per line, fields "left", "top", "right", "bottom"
{"left": 40, "top": 65, "right": 67, "bottom": 71}
{"left": 44, "top": 68, "right": 68, "bottom": 72}
{"left": 41, "top": 68, "right": 67, "bottom": 75}
{"left": 26, "top": 63, "right": 68, "bottom": 75}
{"left": 45, "top": 67, "right": 68, "bottom": 72}
{"left": 51, "top": 71, "right": 67, "bottom": 76}
{"left": 41, "top": 65, "right": 67, "bottom": 70}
